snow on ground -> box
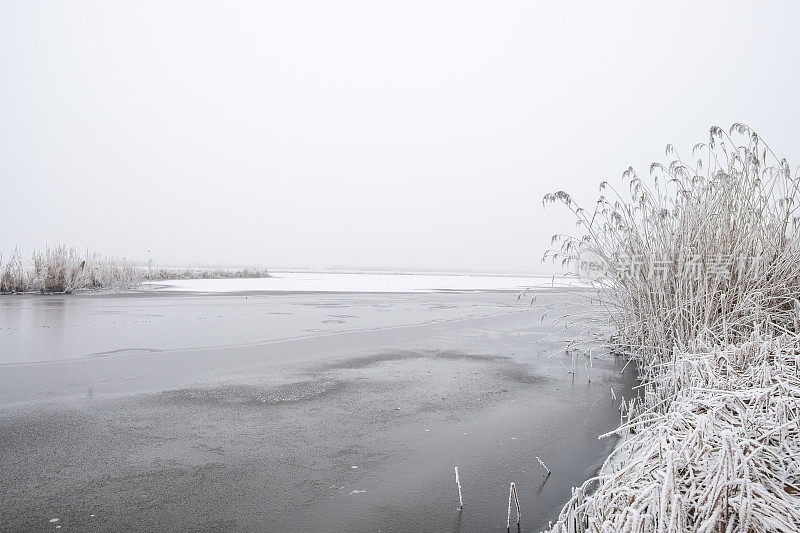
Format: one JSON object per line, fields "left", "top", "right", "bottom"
{"left": 146, "top": 271, "right": 586, "bottom": 293}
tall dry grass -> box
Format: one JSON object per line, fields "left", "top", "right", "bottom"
{"left": 0, "top": 245, "right": 271, "bottom": 293}
{"left": 545, "top": 123, "right": 800, "bottom": 364}
{"left": 545, "top": 124, "right": 800, "bottom": 531}
{"left": 146, "top": 266, "right": 271, "bottom": 281}
{"left": 0, "top": 245, "right": 140, "bottom": 293}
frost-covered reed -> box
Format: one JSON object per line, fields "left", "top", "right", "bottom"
{"left": 0, "top": 245, "right": 140, "bottom": 293}
{"left": 554, "top": 336, "right": 800, "bottom": 532}
{"left": 146, "top": 265, "right": 271, "bottom": 281}
{"left": 0, "top": 245, "right": 271, "bottom": 293}
{"left": 545, "top": 124, "right": 800, "bottom": 531}
{"left": 454, "top": 466, "right": 464, "bottom": 510}
{"left": 536, "top": 456, "right": 551, "bottom": 476}
{"left": 507, "top": 482, "right": 521, "bottom": 531}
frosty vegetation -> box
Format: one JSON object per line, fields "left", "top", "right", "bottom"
{"left": 0, "top": 244, "right": 270, "bottom": 293}
{"left": 545, "top": 124, "right": 800, "bottom": 531}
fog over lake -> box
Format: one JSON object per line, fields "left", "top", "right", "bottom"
{"left": 2, "top": 2, "right": 800, "bottom": 272}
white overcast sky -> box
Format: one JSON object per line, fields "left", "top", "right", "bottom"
{"left": 1, "top": 1, "right": 799, "bottom": 273}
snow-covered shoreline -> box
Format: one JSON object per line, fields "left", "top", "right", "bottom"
{"left": 551, "top": 336, "right": 800, "bottom": 531}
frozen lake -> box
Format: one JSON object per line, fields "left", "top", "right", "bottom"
{"left": 0, "top": 285, "right": 633, "bottom": 532}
